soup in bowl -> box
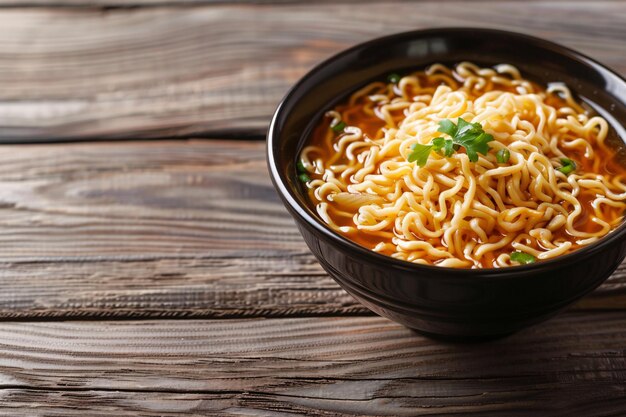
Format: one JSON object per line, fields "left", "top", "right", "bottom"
{"left": 267, "top": 28, "right": 626, "bottom": 339}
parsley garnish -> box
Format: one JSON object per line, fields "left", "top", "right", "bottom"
{"left": 510, "top": 251, "right": 536, "bottom": 264}
{"left": 407, "top": 143, "right": 435, "bottom": 166}
{"left": 557, "top": 158, "right": 576, "bottom": 175}
{"left": 432, "top": 137, "right": 456, "bottom": 157}
{"left": 496, "top": 148, "right": 510, "bottom": 164}
{"left": 331, "top": 121, "right": 346, "bottom": 133}
{"left": 407, "top": 118, "right": 494, "bottom": 166}
{"left": 387, "top": 73, "right": 401, "bottom": 84}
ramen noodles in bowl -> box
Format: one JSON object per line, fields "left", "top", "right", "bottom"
{"left": 297, "top": 62, "right": 626, "bottom": 269}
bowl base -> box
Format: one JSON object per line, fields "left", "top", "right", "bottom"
{"left": 408, "top": 327, "right": 517, "bottom": 343}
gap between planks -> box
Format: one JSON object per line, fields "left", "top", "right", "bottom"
{"left": 0, "top": 0, "right": 615, "bottom": 8}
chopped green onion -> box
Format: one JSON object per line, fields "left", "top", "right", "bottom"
{"left": 296, "top": 160, "right": 306, "bottom": 173}
{"left": 387, "top": 73, "right": 401, "bottom": 84}
{"left": 298, "top": 173, "right": 311, "bottom": 183}
{"left": 496, "top": 148, "right": 510, "bottom": 164}
{"left": 510, "top": 251, "right": 536, "bottom": 264}
{"left": 557, "top": 158, "right": 576, "bottom": 175}
{"left": 332, "top": 121, "right": 346, "bottom": 133}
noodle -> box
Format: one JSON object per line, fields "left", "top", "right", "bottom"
{"left": 299, "top": 62, "right": 626, "bottom": 268}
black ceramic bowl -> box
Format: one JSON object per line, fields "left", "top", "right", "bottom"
{"left": 267, "top": 28, "right": 626, "bottom": 339}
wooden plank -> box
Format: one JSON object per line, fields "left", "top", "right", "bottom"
{"left": 0, "top": 139, "right": 621, "bottom": 320}
{"left": 0, "top": 0, "right": 616, "bottom": 7}
{"left": 0, "top": 2, "right": 623, "bottom": 141}
{"left": 0, "top": 139, "right": 359, "bottom": 319}
{"left": 0, "top": 313, "right": 623, "bottom": 415}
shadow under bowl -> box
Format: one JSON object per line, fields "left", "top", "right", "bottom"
{"left": 267, "top": 28, "right": 626, "bottom": 340}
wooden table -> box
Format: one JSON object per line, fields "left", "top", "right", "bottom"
{"left": 0, "top": 1, "right": 624, "bottom": 415}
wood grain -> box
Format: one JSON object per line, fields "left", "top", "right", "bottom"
{"left": 0, "top": 139, "right": 621, "bottom": 320}
{"left": 0, "top": 139, "right": 360, "bottom": 319}
{"left": 0, "top": 2, "right": 623, "bottom": 141}
{"left": 0, "top": 313, "right": 623, "bottom": 415}
{"left": 1, "top": 0, "right": 617, "bottom": 7}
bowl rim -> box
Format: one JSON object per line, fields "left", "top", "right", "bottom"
{"left": 267, "top": 26, "right": 626, "bottom": 277}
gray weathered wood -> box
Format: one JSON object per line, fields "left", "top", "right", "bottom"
{"left": 0, "top": 313, "right": 623, "bottom": 416}
{"left": 0, "top": 139, "right": 621, "bottom": 320}
{"left": 0, "top": 0, "right": 617, "bottom": 6}
{"left": 0, "top": 2, "right": 623, "bottom": 141}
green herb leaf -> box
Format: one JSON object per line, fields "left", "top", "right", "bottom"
{"left": 454, "top": 132, "right": 494, "bottom": 162}
{"left": 298, "top": 173, "right": 311, "bottom": 183}
{"left": 407, "top": 118, "right": 495, "bottom": 165}
{"left": 431, "top": 137, "right": 446, "bottom": 150}
{"left": 454, "top": 117, "right": 475, "bottom": 137}
{"left": 442, "top": 118, "right": 494, "bottom": 162}
{"left": 443, "top": 140, "right": 455, "bottom": 157}
{"left": 437, "top": 119, "right": 458, "bottom": 137}
{"left": 510, "top": 251, "right": 536, "bottom": 264}
{"left": 557, "top": 158, "right": 576, "bottom": 175}
{"left": 496, "top": 148, "right": 510, "bottom": 164}
{"left": 432, "top": 137, "right": 455, "bottom": 157}
{"left": 387, "top": 73, "right": 401, "bottom": 84}
{"left": 331, "top": 121, "right": 346, "bottom": 133}
{"left": 407, "top": 143, "right": 434, "bottom": 167}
